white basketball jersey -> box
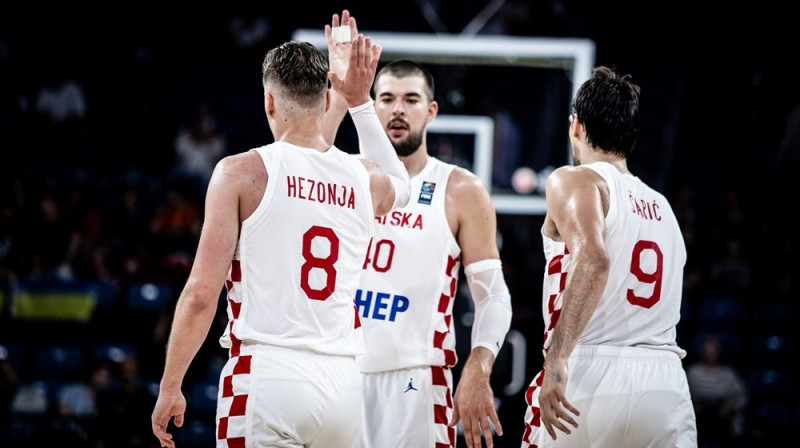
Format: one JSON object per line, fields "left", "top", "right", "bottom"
{"left": 355, "top": 157, "right": 460, "bottom": 373}
{"left": 219, "top": 142, "right": 374, "bottom": 356}
{"left": 540, "top": 161, "right": 687, "bottom": 357}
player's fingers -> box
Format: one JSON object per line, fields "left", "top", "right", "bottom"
{"left": 361, "top": 36, "right": 373, "bottom": 68}
{"left": 449, "top": 407, "right": 461, "bottom": 427}
{"left": 363, "top": 36, "right": 379, "bottom": 70}
{"left": 353, "top": 35, "right": 365, "bottom": 69}
{"left": 462, "top": 420, "right": 477, "bottom": 448}
{"left": 328, "top": 72, "right": 348, "bottom": 94}
{"left": 480, "top": 417, "right": 495, "bottom": 448}
{"left": 328, "top": 72, "right": 341, "bottom": 87}
{"left": 349, "top": 17, "right": 359, "bottom": 38}
{"left": 544, "top": 420, "right": 558, "bottom": 441}
{"left": 325, "top": 15, "right": 338, "bottom": 46}
{"left": 470, "top": 418, "right": 486, "bottom": 448}
{"left": 548, "top": 414, "right": 573, "bottom": 435}
{"left": 490, "top": 409, "right": 504, "bottom": 436}
{"left": 369, "top": 44, "right": 382, "bottom": 72}
{"left": 556, "top": 398, "right": 579, "bottom": 429}
{"left": 153, "top": 427, "right": 174, "bottom": 448}
{"left": 174, "top": 413, "right": 184, "bottom": 428}
{"left": 562, "top": 398, "right": 581, "bottom": 419}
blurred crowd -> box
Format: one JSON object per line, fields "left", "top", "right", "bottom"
{"left": 1, "top": 3, "right": 799, "bottom": 448}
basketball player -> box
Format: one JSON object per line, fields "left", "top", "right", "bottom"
{"left": 324, "top": 54, "right": 513, "bottom": 447}
{"left": 151, "top": 26, "right": 411, "bottom": 448}
{"left": 520, "top": 66, "right": 697, "bottom": 447}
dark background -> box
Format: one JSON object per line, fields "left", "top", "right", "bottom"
{"left": 1, "top": 1, "right": 798, "bottom": 447}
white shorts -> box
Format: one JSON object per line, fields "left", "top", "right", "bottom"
{"left": 216, "top": 343, "right": 362, "bottom": 448}
{"left": 353, "top": 366, "right": 455, "bottom": 448}
{"left": 521, "top": 345, "right": 697, "bottom": 448}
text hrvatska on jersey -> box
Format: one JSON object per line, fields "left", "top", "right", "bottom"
{"left": 373, "top": 210, "right": 423, "bottom": 229}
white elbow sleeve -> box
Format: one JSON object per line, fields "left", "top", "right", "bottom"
{"left": 465, "top": 259, "right": 512, "bottom": 358}
{"left": 349, "top": 101, "right": 409, "bottom": 183}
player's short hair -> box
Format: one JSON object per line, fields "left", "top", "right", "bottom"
{"left": 374, "top": 59, "right": 435, "bottom": 102}
{"left": 572, "top": 65, "right": 641, "bottom": 158}
{"left": 262, "top": 41, "right": 329, "bottom": 109}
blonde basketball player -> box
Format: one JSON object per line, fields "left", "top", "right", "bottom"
{"left": 151, "top": 14, "right": 411, "bottom": 448}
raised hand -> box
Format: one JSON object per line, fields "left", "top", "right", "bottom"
{"left": 324, "top": 10, "right": 359, "bottom": 81}
{"left": 328, "top": 34, "right": 381, "bottom": 107}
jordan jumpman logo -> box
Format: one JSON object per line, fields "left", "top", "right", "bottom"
{"left": 404, "top": 377, "right": 418, "bottom": 393}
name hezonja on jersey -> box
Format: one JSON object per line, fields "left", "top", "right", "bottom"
{"left": 285, "top": 175, "right": 356, "bottom": 209}
{"left": 628, "top": 190, "right": 662, "bottom": 221}
{"left": 373, "top": 210, "right": 423, "bottom": 229}
{"left": 354, "top": 289, "right": 409, "bottom": 321}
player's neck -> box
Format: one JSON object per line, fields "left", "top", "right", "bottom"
{"left": 402, "top": 148, "right": 429, "bottom": 178}
{"left": 581, "top": 150, "right": 629, "bottom": 175}
{"left": 273, "top": 121, "right": 329, "bottom": 151}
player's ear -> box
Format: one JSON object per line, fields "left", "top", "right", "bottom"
{"left": 569, "top": 113, "right": 583, "bottom": 138}
{"left": 426, "top": 100, "right": 439, "bottom": 123}
{"left": 265, "top": 90, "right": 276, "bottom": 117}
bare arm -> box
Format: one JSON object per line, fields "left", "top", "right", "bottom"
{"left": 151, "top": 156, "right": 244, "bottom": 448}
{"left": 448, "top": 168, "right": 510, "bottom": 448}
{"left": 538, "top": 165, "right": 610, "bottom": 440}
{"left": 449, "top": 168, "right": 500, "bottom": 266}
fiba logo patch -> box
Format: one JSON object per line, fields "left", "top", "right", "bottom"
{"left": 418, "top": 181, "right": 436, "bottom": 205}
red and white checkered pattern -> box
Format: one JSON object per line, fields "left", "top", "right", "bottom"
{"left": 432, "top": 366, "right": 456, "bottom": 447}
{"left": 216, "top": 353, "right": 250, "bottom": 447}
{"left": 521, "top": 245, "right": 568, "bottom": 448}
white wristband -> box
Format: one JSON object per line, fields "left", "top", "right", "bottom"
{"left": 332, "top": 26, "right": 351, "bottom": 43}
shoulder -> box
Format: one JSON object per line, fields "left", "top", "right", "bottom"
{"left": 545, "top": 165, "right": 611, "bottom": 220}
{"left": 208, "top": 150, "right": 266, "bottom": 196}
{"left": 216, "top": 150, "right": 263, "bottom": 179}
{"left": 446, "top": 166, "right": 495, "bottom": 221}
{"left": 447, "top": 166, "right": 490, "bottom": 202}
{"left": 545, "top": 165, "right": 605, "bottom": 192}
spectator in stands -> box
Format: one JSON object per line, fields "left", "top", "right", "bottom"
{"left": 104, "top": 180, "right": 156, "bottom": 286}
{"left": 57, "top": 359, "right": 112, "bottom": 418}
{"left": 25, "top": 187, "right": 82, "bottom": 281}
{"left": 97, "top": 355, "right": 156, "bottom": 448}
{"left": 171, "top": 101, "right": 226, "bottom": 195}
{"left": 687, "top": 334, "right": 747, "bottom": 448}
{"left": 54, "top": 359, "right": 113, "bottom": 446}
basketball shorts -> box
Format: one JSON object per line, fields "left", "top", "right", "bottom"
{"left": 521, "top": 345, "right": 697, "bottom": 448}
{"left": 216, "top": 343, "right": 362, "bottom": 448}
{"left": 353, "top": 366, "right": 456, "bottom": 448}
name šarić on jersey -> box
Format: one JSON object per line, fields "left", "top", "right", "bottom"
{"left": 286, "top": 175, "right": 355, "bottom": 209}
{"left": 628, "top": 190, "right": 662, "bottom": 221}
